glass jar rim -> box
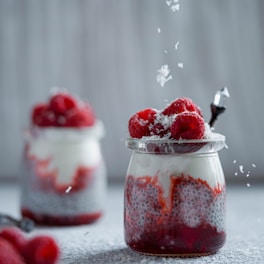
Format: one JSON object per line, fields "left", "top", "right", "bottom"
{"left": 126, "top": 133, "right": 226, "bottom": 154}
{"left": 24, "top": 120, "right": 105, "bottom": 141}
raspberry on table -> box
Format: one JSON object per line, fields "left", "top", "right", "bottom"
{"left": 170, "top": 112, "right": 205, "bottom": 140}
{"left": 23, "top": 236, "right": 60, "bottom": 264}
{"left": 0, "top": 238, "right": 26, "bottom": 264}
{"left": 0, "top": 227, "right": 27, "bottom": 255}
{"left": 0, "top": 227, "right": 60, "bottom": 264}
{"left": 128, "top": 108, "right": 157, "bottom": 138}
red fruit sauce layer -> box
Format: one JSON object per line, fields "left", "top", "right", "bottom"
{"left": 21, "top": 209, "right": 102, "bottom": 226}
{"left": 26, "top": 153, "right": 97, "bottom": 194}
{"left": 124, "top": 175, "right": 226, "bottom": 256}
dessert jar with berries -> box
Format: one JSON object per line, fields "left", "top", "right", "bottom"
{"left": 21, "top": 92, "right": 107, "bottom": 226}
{"left": 124, "top": 98, "right": 226, "bottom": 257}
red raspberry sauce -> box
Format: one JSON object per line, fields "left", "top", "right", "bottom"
{"left": 26, "top": 153, "right": 96, "bottom": 193}
{"left": 22, "top": 153, "right": 103, "bottom": 226}
{"left": 124, "top": 175, "right": 226, "bottom": 256}
{"left": 21, "top": 209, "right": 102, "bottom": 226}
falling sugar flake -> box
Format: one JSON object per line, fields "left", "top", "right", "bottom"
{"left": 234, "top": 172, "right": 238, "bottom": 176}
{"left": 65, "top": 186, "right": 72, "bottom": 193}
{"left": 252, "top": 163, "right": 256, "bottom": 168}
{"left": 166, "top": 0, "right": 180, "bottom": 12}
{"left": 156, "top": 64, "right": 172, "bottom": 87}
{"left": 239, "top": 165, "right": 244, "bottom": 174}
{"left": 157, "top": 27, "right": 161, "bottom": 33}
{"left": 177, "top": 62, "right": 184, "bottom": 69}
{"left": 171, "top": 4, "right": 180, "bottom": 12}
{"left": 233, "top": 160, "right": 237, "bottom": 164}
{"left": 174, "top": 41, "right": 180, "bottom": 50}
{"left": 164, "top": 50, "right": 168, "bottom": 54}
{"left": 246, "top": 183, "right": 251, "bottom": 187}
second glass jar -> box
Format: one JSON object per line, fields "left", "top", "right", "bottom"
{"left": 21, "top": 121, "right": 106, "bottom": 226}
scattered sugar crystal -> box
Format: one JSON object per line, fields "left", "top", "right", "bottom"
{"left": 156, "top": 64, "right": 172, "bottom": 87}
{"left": 65, "top": 186, "right": 72, "bottom": 193}
{"left": 157, "top": 27, "right": 161, "bottom": 33}
{"left": 164, "top": 50, "right": 168, "bottom": 54}
{"left": 234, "top": 172, "right": 238, "bottom": 176}
{"left": 252, "top": 163, "right": 256, "bottom": 168}
{"left": 174, "top": 41, "right": 180, "bottom": 50}
{"left": 166, "top": 0, "right": 180, "bottom": 12}
{"left": 239, "top": 165, "right": 244, "bottom": 173}
{"left": 177, "top": 62, "right": 184, "bottom": 68}
{"left": 171, "top": 3, "right": 180, "bottom": 12}
{"left": 233, "top": 160, "right": 237, "bottom": 164}
{"left": 166, "top": 0, "right": 173, "bottom": 6}
{"left": 246, "top": 173, "right": 250, "bottom": 177}
{"left": 246, "top": 183, "right": 251, "bottom": 187}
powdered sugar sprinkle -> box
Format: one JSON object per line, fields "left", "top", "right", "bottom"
{"left": 175, "top": 41, "right": 180, "bottom": 50}
{"left": 65, "top": 186, "right": 72, "bottom": 193}
{"left": 166, "top": 0, "right": 180, "bottom": 12}
{"left": 177, "top": 62, "right": 184, "bottom": 69}
{"left": 156, "top": 65, "right": 172, "bottom": 87}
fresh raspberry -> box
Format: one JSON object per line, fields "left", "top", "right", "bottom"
{"left": 32, "top": 93, "right": 96, "bottom": 128}
{"left": 49, "top": 93, "right": 78, "bottom": 115}
{"left": 32, "top": 104, "right": 56, "bottom": 127}
{"left": 128, "top": 108, "right": 157, "bottom": 138}
{"left": 0, "top": 238, "right": 26, "bottom": 264}
{"left": 64, "top": 104, "right": 96, "bottom": 127}
{"left": 0, "top": 227, "right": 27, "bottom": 254}
{"left": 170, "top": 112, "right": 205, "bottom": 140}
{"left": 162, "top": 97, "right": 202, "bottom": 117}
{"left": 23, "top": 236, "right": 59, "bottom": 264}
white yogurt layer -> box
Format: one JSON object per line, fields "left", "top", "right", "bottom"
{"left": 127, "top": 152, "right": 225, "bottom": 196}
{"left": 26, "top": 121, "right": 104, "bottom": 184}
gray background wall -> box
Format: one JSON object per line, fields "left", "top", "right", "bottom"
{"left": 0, "top": 0, "right": 263, "bottom": 184}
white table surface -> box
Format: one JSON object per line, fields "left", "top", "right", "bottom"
{"left": 0, "top": 182, "right": 264, "bottom": 264}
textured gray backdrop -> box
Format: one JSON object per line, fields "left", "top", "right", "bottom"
{"left": 0, "top": 0, "right": 263, "bottom": 183}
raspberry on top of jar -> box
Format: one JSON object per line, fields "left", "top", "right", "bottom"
{"left": 128, "top": 97, "right": 213, "bottom": 140}
{"left": 25, "top": 90, "right": 104, "bottom": 193}
{"left": 31, "top": 91, "right": 96, "bottom": 128}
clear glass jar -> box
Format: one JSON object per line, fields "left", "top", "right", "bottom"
{"left": 124, "top": 135, "right": 226, "bottom": 257}
{"left": 21, "top": 121, "right": 106, "bottom": 226}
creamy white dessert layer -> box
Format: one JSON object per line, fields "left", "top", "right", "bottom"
{"left": 127, "top": 152, "right": 225, "bottom": 194}
{"left": 26, "top": 121, "right": 104, "bottom": 184}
